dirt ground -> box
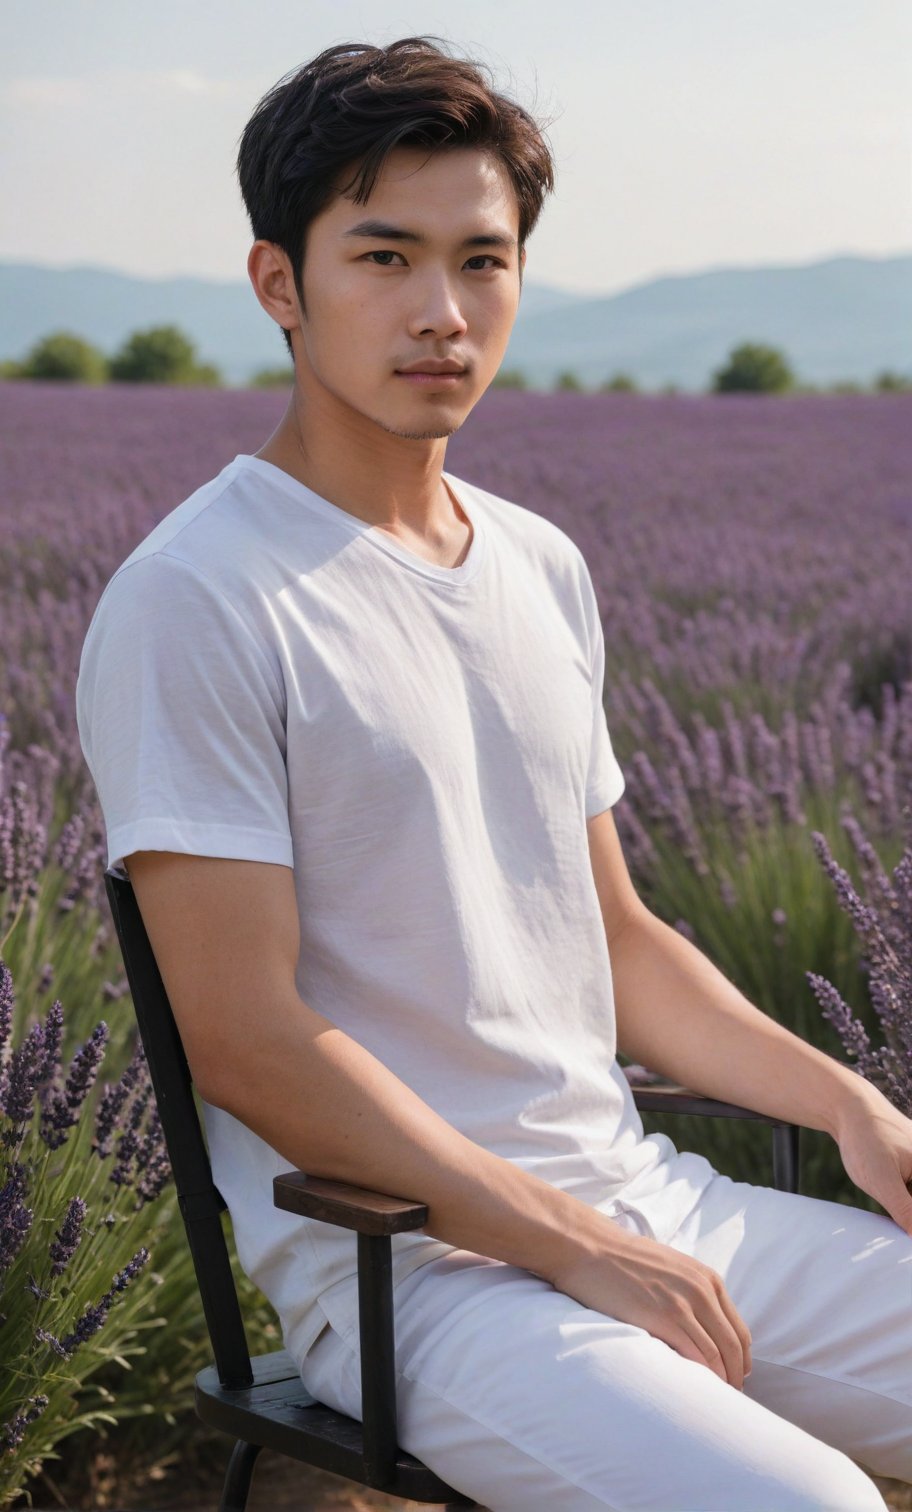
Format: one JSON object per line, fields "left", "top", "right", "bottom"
{"left": 14, "top": 1433, "right": 461, "bottom": 1512}
{"left": 15, "top": 1437, "right": 912, "bottom": 1512}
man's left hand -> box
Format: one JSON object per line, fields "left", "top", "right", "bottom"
{"left": 833, "top": 1084, "right": 912, "bottom": 1236}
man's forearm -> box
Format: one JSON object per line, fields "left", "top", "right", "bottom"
{"left": 609, "top": 909, "right": 875, "bottom": 1139}
{"left": 209, "top": 990, "right": 622, "bottom": 1285}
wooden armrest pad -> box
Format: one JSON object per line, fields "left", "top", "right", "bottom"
{"left": 273, "top": 1171, "right": 429, "bottom": 1235}
{"left": 631, "top": 1083, "right": 799, "bottom": 1124}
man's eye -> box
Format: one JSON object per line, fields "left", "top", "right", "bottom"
{"left": 362, "top": 251, "right": 503, "bottom": 270}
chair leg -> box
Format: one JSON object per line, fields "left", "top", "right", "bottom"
{"left": 218, "top": 1439, "right": 263, "bottom": 1512}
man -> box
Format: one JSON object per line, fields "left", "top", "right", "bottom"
{"left": 76, "top": 35, "right": 911, "bottom": 1510}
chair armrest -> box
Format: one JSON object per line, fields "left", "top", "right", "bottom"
{"left": 273, "top": 1170, "right": 428, "bottom": 1235}
{"left": 631, "top": 1083, "right": 800, "bottom": 1125}
{"left": 272, "top": 1170, "right": 427, "bottom": 1490}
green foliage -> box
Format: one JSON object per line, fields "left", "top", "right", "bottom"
{"left": 490, "top": 367, "right": 528, "bottom": 390}
{"left": 0, "top": 950, "right": 168, "bottom": 1499}
{"left": 554, "top": 369, "right": 584, "bottom": 392}
{"left": 17, "top": 332, "right": 108, "bottom": 385}
{"left": 873, "top": 369, "right": 912, "bottom": 392}
{"left": 109, "top": 326, "right": 221, "bottom": 386}
{"left": 711, "top": 342, "right": 795, "bottom": 394}
{"left": 599, "top": 372, "right": 639, "bottom": 393}
{"left": 610, "top": 696, "right": 908, "bottom": 1206}
{"left": 249, "top": 365, "right": 295, "bottom": 389}
{"left": 0, "top": 850, "right": 282, "bottom": 1502}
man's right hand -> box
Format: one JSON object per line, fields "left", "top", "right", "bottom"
{"left": 550, "top": 1221, "right": 753, "bottom": 1391}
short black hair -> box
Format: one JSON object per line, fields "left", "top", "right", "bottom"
{"left": 237, "top": 35, "right": 556, "bottom": 358}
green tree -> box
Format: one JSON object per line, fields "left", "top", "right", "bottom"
{"left": 249, "top": 365, "right": 296, "bottom": 388}
{"left": 490, "top": 367, "right": 527, "bottom": 389}
{"left": 18, "top": 331, "right": 108, "bottom": 383}
{"left": 873, "top": 369, "right": 912, "bottom": 392}
{"left": 554, "top": 369, "right": 583, "bottom": 391}
{"left": 109, "top": 325, "right": 221, "bottom": 385}
{"left": 710, "top": 342, "right": 795, "bottom": 394}
{"left": 599, "top": 372, "right": 639, "bottom": 393}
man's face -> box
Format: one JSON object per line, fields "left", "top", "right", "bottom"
{"left": 290, "top": 144, "right": 525, "bottom": 440}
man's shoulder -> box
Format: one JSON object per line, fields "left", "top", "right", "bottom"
{"left": 450, "top": 472, "right": 585, "bottom": 573}
{"left": 81, "top": 458, "right": 269, "bottom": 659}
{"left": 111, "top": 457, "right": 249, "bottom": 584}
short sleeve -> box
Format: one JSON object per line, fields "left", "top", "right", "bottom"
{"left": 579, "top": 558, "right": 626, "bottom": 819}
{"left": 75, "top": 552, "right": 294, "bottom": 878}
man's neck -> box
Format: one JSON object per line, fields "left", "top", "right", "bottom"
{"left": 253, "top": 398, "right": 472, "bottom": 569}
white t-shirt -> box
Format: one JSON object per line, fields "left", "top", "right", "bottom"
{"left": 75, "top": 454, "right": 715, "bottom": 1366}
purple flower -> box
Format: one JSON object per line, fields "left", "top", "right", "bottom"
{"left": 0, "top": 1161, "right": 33, "bottom": 1277}
{"left": 36, "top": 998, "right": 63, "bottom": 1089}
{"left": 49, "top": 1194, "right": 87, "bottom": 1275}
{"left": 38, "top": 1020, "right": 108, "bottom": 1148}
{"left": 0, "top": 959, "right": 13, "bottom": 1065}
{"left": 1, "top": 1019, "right": 45, "bottom": 1137}
{"left": 58, "top": 1246, "right": 150, "bottom": 1355}
{"left": 93, "top": 1038, "right": 146, "bottom": 1158}
{"left": 0, "top": 1392, "right": 49, "bottom": 1451}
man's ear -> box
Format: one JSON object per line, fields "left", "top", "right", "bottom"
{"left": 247, "top": 241, "right": 300, "bottom": 335}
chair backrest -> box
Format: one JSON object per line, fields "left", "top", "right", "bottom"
{"left": 104, "top": 866, "right": 256, "bottom": 1389}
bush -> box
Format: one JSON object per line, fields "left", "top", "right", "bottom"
{"left": 873, "top": 370, "right": 912, "bottom": 392}
{"left": 16, "top": 334, "right": 108, "bottom": 385}
{"left": 599, "top": 372, "right": 639, "bottom": 393}
{"left": 0, "top": 953, "right": 171, "bottom": 1504}
{"left": 490, "top": 367, "right": 527, "bottom": 390}
{"left": 711, "top": 342, "right": 795, "bottom": 394}
{"left": 249, "top": 366, "right": 295, "bottom": 389}
{"left": 109, "top": 327, "right": 221, "bottom": 386}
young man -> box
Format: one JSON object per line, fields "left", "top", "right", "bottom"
{"left": 76, "top": 36, "right": 911, "bottom": 1510}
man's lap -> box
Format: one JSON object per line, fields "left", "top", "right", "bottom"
{"left": 300, "top": 1171, "right": 911, "bottom": 1509}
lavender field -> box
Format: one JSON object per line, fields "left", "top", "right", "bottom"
{"left": 1, "top": 381, "right": 912, "bottom": 1507}
{"left": 3, "top": 382, "right": 911, "bottom": 951}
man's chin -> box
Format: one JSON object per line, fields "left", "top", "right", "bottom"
{"left": 373, "top": 413, "right": 466, "bottom": 442}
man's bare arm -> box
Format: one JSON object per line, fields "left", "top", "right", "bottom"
{"left": 125, "top": 848, "right": 753, "bottom": 1389}
{"left": 586, "top": 808, "right": 874, "bottom": 1138}
{"left": 125, "top": 850, "right": 610, "bottom": 1282}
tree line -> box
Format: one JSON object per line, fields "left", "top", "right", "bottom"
{"left": 2, "top": 326, "right": 910, "bottom": 394}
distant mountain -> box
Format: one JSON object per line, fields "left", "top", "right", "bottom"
{"left": 502, "top": 253, "right": 912, "bottom": 390}
{"left": 1, "top": 252, "right": 909, "bottom": 389}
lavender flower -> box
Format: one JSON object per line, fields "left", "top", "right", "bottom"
{"left": 93, "top": 1038, "right": 147, "bottom": 1158}
{"left": 36, "top": 998, "right": 63, "bottom": 1090}
{"left": 1, "top": 1019, "right": 45, "bottom": 1138}
{"left": 38, "top": 1021, "right": 108, "bottom": 1149}
{"left": 56, "top": 1246, "right": 150, "bottom": 1356}
{"left": 0, "top": 1161, "right": 33, "bottom": 1277}
{"left": 0, "top": 1392, "right": 49, "bottom": 1452}
{"left": 49, "top": 1194, "right": 87, "bottom": 1275}
{"left": 0, "top": 959, "right": 12, "bottom": 1065}
{"left": 806, "top": 810, "right": 912, "bottom": 1116}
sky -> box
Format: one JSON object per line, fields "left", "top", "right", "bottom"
{"left": 1, "top": 0, "right": 910, "bottom": 299}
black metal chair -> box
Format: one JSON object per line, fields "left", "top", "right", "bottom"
{"left": 104, "top": 865, "right": 803, "bottom": 1512}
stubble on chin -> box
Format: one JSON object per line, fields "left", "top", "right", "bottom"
{"left": 374, "top": 420, "right": 464, "bottom": 441}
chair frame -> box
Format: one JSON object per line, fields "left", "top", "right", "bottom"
{"left": 104, "top": 865, "right": 803, "bottom": 1512}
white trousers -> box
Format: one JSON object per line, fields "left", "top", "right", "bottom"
{"left": 299, "top": 1166, "right": 912, "bottom": 1510}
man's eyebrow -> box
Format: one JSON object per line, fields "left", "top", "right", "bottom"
{"left": 340, "top": 218, "right": 517, "bottom": 250}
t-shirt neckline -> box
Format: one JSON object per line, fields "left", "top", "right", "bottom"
{"left": 233, "top": 454, "right": 486, "bottom": 586}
